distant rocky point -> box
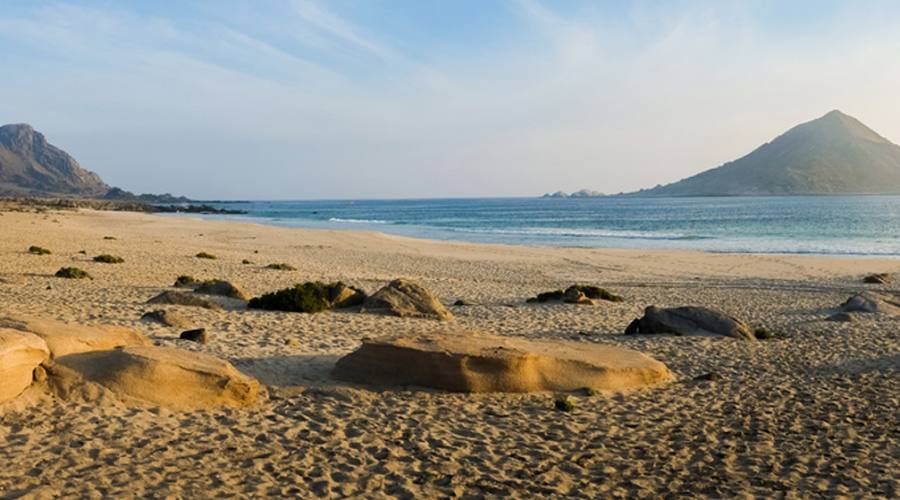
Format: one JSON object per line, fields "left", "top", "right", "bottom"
{"left": 0, "top": 123, "right": 109, "bottom": 197}
{"left": 632, "top": 110, "right": 900, "bottom": 196}
{"left": 541, "top": 189, "right": 605, "bottom": 198}
{"left": 0, "top": 123, "right": 243, "bottom": 214}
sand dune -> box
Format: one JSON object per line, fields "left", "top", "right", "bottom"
{"left": 0, "top": 208, "right": 898, "bottom": 497}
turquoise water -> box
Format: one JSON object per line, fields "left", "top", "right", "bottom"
{"left": 196, "top": 196, "right": 900, "bottom": 256}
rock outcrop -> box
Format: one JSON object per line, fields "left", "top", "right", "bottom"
{"left": 0, "top": 328, "right": 49, "bottom": 403}
{"left": 55, "top": 346, "right": 260, "bottom": 409}
{"left": 333, "top": 330, "right": 673, "bottom": 392}
{"left": 624, "top": 306, "right": 756, "bottom": 340}
{"left": 0, "top": 123, "right": 109, "bottom": 197}
{"left": 362, "top": 279, "right": 453, "bottom": 321}
{"left": 840, "top": 292, "right": 900, "bottom": 315}
{"left": 0, "top": 315, "right": 149, "bottom": 358}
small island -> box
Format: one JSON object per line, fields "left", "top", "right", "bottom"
{"left": 541, "top": 189, "right": 605, "bottom": 198}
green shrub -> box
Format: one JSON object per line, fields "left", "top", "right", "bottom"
{"left": 174, "top": 275, "right": 199, "bottom": 288}
{"left": 754, "top": 327, "right": 775, "bottom": 340}
{"left": 55, "top": 267, "right": 92, "bottom": 279}
{"left": 103, "top": 236, "right": 117, "bottom": 240}
{"left": 195, "top": 252, "right": 217, "bottom": 260}
{"left": 248, "top": 281, "right": 348, "bottom": 313}
{"left": 28, "top": 246, "right": 51, "bottom": 255}
{"left": 265, "top": 263, "right": 296, "bottom": 271}
{"left": 526, "top": 290, "right": 564, "bottom": 303}
{"left": 241, "top": 259, "right": 252, "bottom": 265}
{"left": 571, "top": 285, "right": 623, "bottom": 303}
{"left": 554, "top": 396, "right": 574, "bottom": 412}
{"left": 581, "top": 387, "right": 597, "bottom": 397}
{"left": 93, "top": 254, "right": 124, "bottom": 264}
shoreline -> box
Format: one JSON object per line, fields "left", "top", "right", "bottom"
{"left": 1, "top": 208, "right": 898, "bottom": 497}
{"left": 172, "top": 210, "right": 900, "bottom": 263}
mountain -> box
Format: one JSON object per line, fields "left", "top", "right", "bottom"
{"left": 634, "top": 110, "right": 900, "bottom": 196}
{"left": 0, "top": 123, "right": 110, "bottom": 197}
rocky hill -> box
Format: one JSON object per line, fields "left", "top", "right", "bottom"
{"left": 0, "top": 124, "right": 110, "bottom": 197}
{"left": 634, "top": 110, "right": 900, "bottom": 196}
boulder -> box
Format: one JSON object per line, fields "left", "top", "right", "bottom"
{"left": 362, "top": 279, "right": 453, "bottom": 321}
{"left": 0, "top": 315, "right": 150, "bottom": 358}
{"left": 840, "top": 292, "right": 900, "bottom": 315}
{"left": 147, "top": 291, "right": 222, "bottom": 310}
{"left": 179, "top": 328, "right": 207, "bottom": 344}
{"left": 863, "top": 273, "right": 893, "bottom": 284}
{"left": 333, "top": 330, "right": 673, "bottom": 393}
{"left": 193, "top": 280, "right": 251, "bottom": 301}
{"left": 0, "top": 329, "right": 49, "bottom": 403}
{"left": 56, "top": 346, "right": 260, "bottom": 410}
{"left": 328, "top": 282, "right": 366, "bottom": 309}
{"left": 624, "top": 306, "right": 756, "bottom": 340}
{"left": 141, "top": 310, "right": 190, "bottom": 329}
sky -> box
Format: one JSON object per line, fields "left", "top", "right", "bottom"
{"left": 1, "top": 0, "right": 900, "bottom": 200}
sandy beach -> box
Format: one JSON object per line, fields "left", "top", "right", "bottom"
{"left": 1, "top": 207, "right": 898, "bottom": 498}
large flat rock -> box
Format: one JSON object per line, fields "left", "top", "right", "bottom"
{"left": 0, "top": 328, "right": 49, "bottom": 403}
{"left": 333, "top": 331, "right": 673, "bottom": 393}
{"left": 56, "top": 346, "right": 260, "bottom": 409}
{"left": 0, "top": 315, "right": 150, "bottom": 358}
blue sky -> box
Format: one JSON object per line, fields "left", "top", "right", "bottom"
{"left": 2, "top": 0, "right": 899, "bottom": 199}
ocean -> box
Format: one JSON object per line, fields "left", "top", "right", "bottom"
{"left": 193, "top": 196, "right": 900, "bottom": 257}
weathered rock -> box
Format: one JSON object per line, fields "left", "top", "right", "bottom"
{"left": 328, "top": 282, "right": 366, "bottom": 309}
{"left": 333, "top": 330, "right": 673, "bottom": 393}
{"left": 56, "top": 346, "right": 260, "bottom": 409}
{"left": 362, "top": 279, "right": 453, "bottom": 321}
{"left": 141, "top": 310, "right": 190, "bottom": 329}
{"left": 193, "top": 280, "right": 251, "bottom": 301}
{"left": 0, "top": 315, "right": 150, "bottom": 358}
{"left": 624, "top": 306, "right": 755, "bottom": 340}
{"left": 179, "top": 328, "right": 207, "bottom": 344}
{"left": 863, "top": 273, "right": 893, "bottom": 284}
{"left": 841, "top": 292, "right": 900, "bottom": 315}
{"left": 528, "top": 285, "right": 623, "bottom": 305}
{"left": 0, "top": 329, "right": 49, "bottom": 403}
{"left": 147, "top": 291, "right": 222, "bottom": 310}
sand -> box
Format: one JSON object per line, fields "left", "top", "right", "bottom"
{"left": 0, "top": 207, "right": 898, "bottom": 498}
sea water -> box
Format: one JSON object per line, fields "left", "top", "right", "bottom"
{"left": 192, "top": 196, "right": 900, "bottom": 256}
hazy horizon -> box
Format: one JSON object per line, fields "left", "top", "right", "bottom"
{"left": 3, "top": 0, "right": 900, "bottom": 199}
